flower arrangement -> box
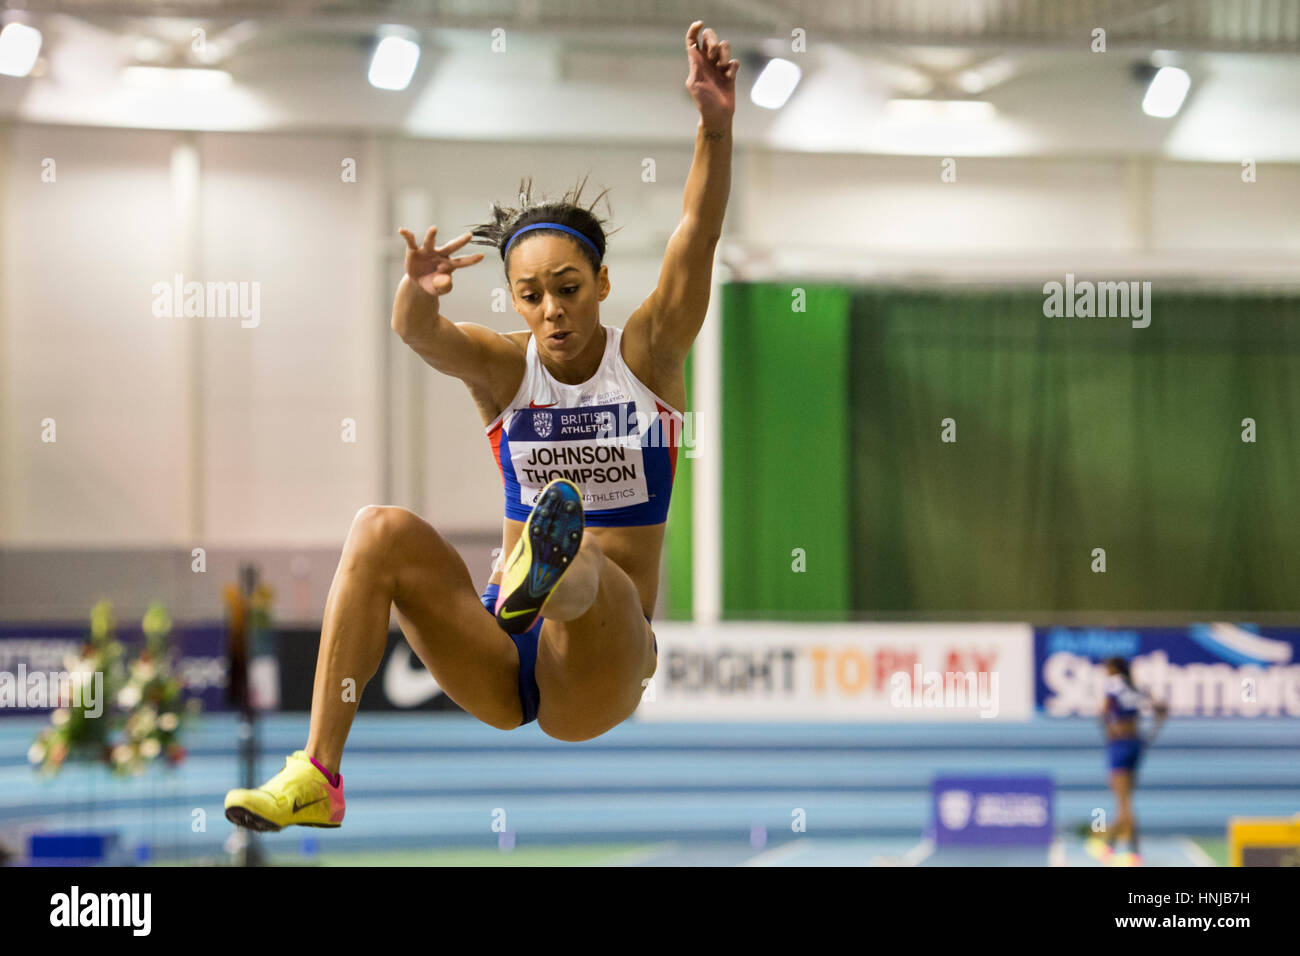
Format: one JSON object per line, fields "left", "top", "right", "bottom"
{"left": 111, "top": 602, "right": 198, "bottom": 775}
{"left": 29, "top": 600, "right": 200, "bottom": 776}
{"left": 28, "top": 600, "right": 125, "bottom": 774}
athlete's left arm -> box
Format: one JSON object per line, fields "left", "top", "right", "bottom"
{"left": 1147, "top": 693, "right": 1169, "bottom": 739}
{"left": 628, "top": 21, "right": 737, "bottom": 365}
{"left": 1138, "top": 686, "right": 1169, "bottom": 745}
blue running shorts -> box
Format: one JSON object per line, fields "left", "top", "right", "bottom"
{"left": 1107, "top": 737, "right": 1144, "bottom": 772}
{"left": 480, "top": 582, "right": 656, "bottom": 726}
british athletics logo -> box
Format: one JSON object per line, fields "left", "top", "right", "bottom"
{"left": 932, "top": 776, "right": 1054, "bottom": 846}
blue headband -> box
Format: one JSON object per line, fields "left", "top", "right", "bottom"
{"left": 504, "top": 222, "right": 601, "bottom": 261}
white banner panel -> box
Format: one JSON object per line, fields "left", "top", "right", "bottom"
{"left": 638, "top": 622, "right": 1034, "bottom": 721}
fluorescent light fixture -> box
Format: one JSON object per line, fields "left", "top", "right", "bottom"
{"left": 749, "top": 57, "right": 801, "bottom": 110}
{"left": 122, "top": 66, "right": 233, "bottom": 91}
{"left": 132, "top": 37, "right": 168, "bottom": 63}
{"left": 0, "top": 22, "right": 42, "bottom": 78}
{"left": 369, "top": 35, "right": 420, "bottom": 91}
{"left": 882, "top": 64, "right": 933, "bottom": 97}
{"left": 1141, "top": 65, "right": 1190, "bottom": 118}
{"left": 884, "top": 99, "right": 996, "bottom": 123}
{"left": 957, "top": 56, "right": 1016, "bottom": 95}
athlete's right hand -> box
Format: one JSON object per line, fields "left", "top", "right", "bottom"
{"left": 398, "top": 226, "right": 484, "bottom": 298}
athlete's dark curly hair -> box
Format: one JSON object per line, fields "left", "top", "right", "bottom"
{"left": 1105, "top": 657, "right": 1133, "bottom": 682}
{"left": 466, "top": 174, "right": 619, "bottom": 281}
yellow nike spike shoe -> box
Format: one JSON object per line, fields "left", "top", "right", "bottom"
{"left": 224, "top": 750, "right": 345, "bottom": 832}
{"left": 495, "top": 478, "right": 585, "bottom": 635}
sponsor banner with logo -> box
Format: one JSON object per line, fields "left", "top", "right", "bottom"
{"left": 933, "top": 776, "right": 1055, "bottom": 846}
{"left": 0, "top": 623, "right": 229, "bottom": 715}
{"left": 276, "top": 628, "right": 464, "bottom": 713}
{"left": 1036, "top": 624, "right": 1300, "bottom": 717}
{"left": 637, "top": 622, "right": 1034, "bottom": 721}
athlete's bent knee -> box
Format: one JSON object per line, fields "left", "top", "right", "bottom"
{"left": 349, "top": 505, "right": 424, "bottom": 556}
{"left": 352, "top": 504, "right": 418, "bottom": 536}
{"left": 578, "top": 529, "right": 605, "bottom": 561}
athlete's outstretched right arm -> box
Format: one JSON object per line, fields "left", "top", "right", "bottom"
{"left": 1145, "top": 694, "right": 1169, "bottom": 745}
{"left": 391, "top": 226, "right": 518, "bottom": 388}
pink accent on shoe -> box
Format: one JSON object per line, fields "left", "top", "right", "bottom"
{"left": 309, "top": 755, "right": 339, "bottom": 788}
{"left": 328, "top": 775, "right": 346, "bottom": 823}
{"left": 306, "top": 755, "right": 346, "bottom": 823}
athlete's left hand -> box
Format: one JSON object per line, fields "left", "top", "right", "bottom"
{"left": 685, "top": 21, "right": 738, "bottom": 128}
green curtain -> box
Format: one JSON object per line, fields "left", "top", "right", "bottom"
{"left": 721, "top": 283, "right": 853, "bottom": 620}
{"left": 849, "top": 288, "right": 1300, "bottom": 615}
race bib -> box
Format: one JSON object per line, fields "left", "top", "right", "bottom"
{"left": 507, "top": 401, "right": 648, "bottom": 512}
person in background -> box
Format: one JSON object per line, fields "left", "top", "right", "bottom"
{"left": 1087, "top": 656, "right": 1168, "bottom": 866}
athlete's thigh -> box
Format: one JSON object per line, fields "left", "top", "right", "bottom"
{"left": 1110, "top": 769, "right": 1134, "bottom": 802}
{"left": 534, "top": 620, "right": 654, "bottom": 740}
{"left": 385, "top": 511, "right": 523, "bottom": 730}
{"left": 533, "top": 565, "right": 657, "bottom": 740}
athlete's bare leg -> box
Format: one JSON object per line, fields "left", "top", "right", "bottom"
{"left": 304, "top": 506, "right": 524, "bottom": 773}
{"left": 1112, "top": 770, "right": 1137, "bottom": 851}
{"left": 533, "top": 531, "right": 658, "bottom": 742}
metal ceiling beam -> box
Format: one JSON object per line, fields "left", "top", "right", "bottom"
{"left": 8, "top": 0, "right": 1300, "bottom": 52}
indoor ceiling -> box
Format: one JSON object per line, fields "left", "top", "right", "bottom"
{"left": 9, "top": 0, "right": 1300, "bottom": 51}
{"left": 2, "top": 0, "right": 1298, "bottom": 160}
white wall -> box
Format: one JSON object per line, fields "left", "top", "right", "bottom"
{"left": 731, "top": 153, "right": 1300, "bottom": 280}
{"left": 197, "top": 131, "right": 376, "bottom": 546}
{"left": 3, "top": 122, "right": 1300, "bottom": 547}
{"left": 1, "top": 124, "right": 187, "bottom": 545}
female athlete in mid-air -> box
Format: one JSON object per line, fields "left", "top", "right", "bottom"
{"left": 1086, "top": 656, "right": 1168, "bottom": 866}
{"left": 225, "top": 21, "right": 738, "bottom": 831}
